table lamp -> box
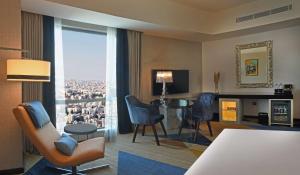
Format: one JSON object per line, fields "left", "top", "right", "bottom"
{"left": 156, "top": 71, "right": 173, "bottom": 106}
{"left": 6, "top": 59, "right": 51, "bottom": 82}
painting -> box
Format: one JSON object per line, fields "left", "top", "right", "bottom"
{"left": 245, "top": 59, "right": 258, "bottom": 76}
{"left": 236, "top": 40, "right": 273, "bottom": 88}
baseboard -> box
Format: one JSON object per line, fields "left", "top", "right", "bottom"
{"left": 0, "top": 167, "right": 24, "bottom": 175}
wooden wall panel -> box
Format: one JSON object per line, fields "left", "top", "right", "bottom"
{"left": 0, "top": 0, "right": 23, "bottom": 171}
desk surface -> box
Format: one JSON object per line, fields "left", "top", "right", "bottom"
{"left": 217, "top": 93, "right": 293, "bottom": 99}
{"left": 185, "top": 129, "right": 300, "bottom": 175}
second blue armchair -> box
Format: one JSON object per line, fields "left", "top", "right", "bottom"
{"left": 125, "top": 95, "right": 167, "bottom": 146}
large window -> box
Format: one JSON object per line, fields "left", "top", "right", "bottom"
{"left": 56, "top": 27, "right": 107, "bottom": 133}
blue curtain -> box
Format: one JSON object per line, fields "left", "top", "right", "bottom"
{"left": 42, "top": 16, "right": 56, "bottom": 126}
{"left": 116, "top": 29, "right": 133, "bottom": 134}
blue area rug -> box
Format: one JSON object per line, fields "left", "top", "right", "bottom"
{"left": 168, "top": 133, "right": 212, "bottom": 146}
{"left": 248, "top": 124, "right": 300, "bottom": 131}
{"left": 24, "top": 158, "right": 70, "bottom": 175}
{"left": 25, "top": 152, "right": 187, "bottom": 175}
{"left": 118, "top": 151, "right": 187, "bottom": 175}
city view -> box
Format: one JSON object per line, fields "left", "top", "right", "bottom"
{"left": 61, "top": 80, "right": 106, "bottom": 128}
{"left": 56, "top": 28, "right": 107, "bottom": 132}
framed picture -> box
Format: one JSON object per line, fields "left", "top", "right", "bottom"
{"left": 236, "top": 41, "right": 273, "bottom": 88}
{"left": 245, "top": 59, "right": 258, "bottom": 76}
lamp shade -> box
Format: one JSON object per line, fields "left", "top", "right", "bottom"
{"left": 156, "top": 71, "right": 173, "bottom": 83}
{"left": 6, "top": 59, "right": 51, "bottom": 82}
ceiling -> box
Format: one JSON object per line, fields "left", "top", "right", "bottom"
{"left": 170, "top": 0, "right": 257, "bottom": 11}
{"left": 22, "top": 0, "right": 300, "bottom": 42}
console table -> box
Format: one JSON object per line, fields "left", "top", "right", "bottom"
{"left": 155, "top": 98, "right": 193, "bottom": 130}
{"left": 217, "top": 93, "right": 293, "bottom": 127}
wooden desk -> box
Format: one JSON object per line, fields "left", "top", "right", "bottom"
{"left": 217, "top": 94, "right": 293, "bottom": 127}
{"left": 217, "top": 93, "right": 293, "bottom": 99}
{"left": 185, "top": 129, "right": 300, "bottom": 175}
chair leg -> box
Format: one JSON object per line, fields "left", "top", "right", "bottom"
{"left": 72, "top": 166, "right": 77, "bottom": 175}
{"left": 192, "top": 120, "right": 197, "bottom": 139}
{"left": 78, "top": 164, "right": 109, "bottom": 173}
{"left": 132, "top": 124, "right": 139, "bottom": 143}
{"left": 142, "top": 125, "right": 146, "bottom": 136}
{"left": 194, "top": 121, "right": 200, "bottom": 142}
{"left": 49, "top": 164, "right": 110, "bottom": 175}
{"left": 151, "top": 124, "right": 160, "bottom": 146}
{"left": 60, "top": 166, "right": 86, "bottom": 175}
{"left": 178, "top": 121, "right": 183, "bottom": 136}
{"left": 179, "top": 107, "right": 186, "bottom": 136}
{"left": 160, "top": 121, "right": 168, "bottom": 137}
{"left": 207, "top": 121, "right": 213, "bottom": 136}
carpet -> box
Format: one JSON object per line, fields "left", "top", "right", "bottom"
{"left": 25, "top": 152, "right": 187, "bottom": 175}
{"left": 167, "top": 133, "right": 212, "bottom": 146}
{"left": 118, "top": 151, "right": 187, "bottom": 175}
{"left": 24, "top": 158, "right": 70, "bottom": 175}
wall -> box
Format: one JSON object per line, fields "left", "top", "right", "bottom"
{"left": 0, "top": 0, "right": 23, "bottom": 171}
{"left": 202, "top": 25, "right": 300, "bottom": 118}
{"left": 140, "top": 34, "right": 202, "bottom": 102}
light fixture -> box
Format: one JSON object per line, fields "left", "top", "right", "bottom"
{"left": 156, "top": 71, "right": 173, "bottom": 106}
{"left": 6, "top": 59, "right": 51, "bottom": 82}
{"left": 156, "top": 71, "right": 173, "bottom": 83}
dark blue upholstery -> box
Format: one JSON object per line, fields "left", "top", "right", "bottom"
{"left": 22, "top": 101, "right": 50, "bottom": 128}
{"left": 125, "top": 95, "right": 164, "bottom": 125}
{"left": 192, "top": 93, "right": 216, "bottom": 122}
{"left": 54, "top": 133, "right": 78, "bottom": 156}
{"left": 125, "top": 95, "right": 167, "bottom": 146}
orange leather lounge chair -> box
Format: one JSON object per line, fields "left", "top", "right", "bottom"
{"left": 13, "top": 105, "right": 109, "bottom": 175}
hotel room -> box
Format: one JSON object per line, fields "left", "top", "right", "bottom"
{"left": 0, "top": 0, "right": 300, "bottom": 174}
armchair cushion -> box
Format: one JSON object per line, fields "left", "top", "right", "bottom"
{"left": 54, "top": 133, "right": 78, "bottom": 156}
{"left": 22, "top": 101, "right": 50, "bottom": 128}
{"left": 191, "top": 93, "right": 216, "bottom": 121}
{"left": 125, "top": 95, "right": 162, "bottom": 125}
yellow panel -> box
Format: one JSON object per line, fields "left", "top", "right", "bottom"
{"left": 221, "top": 101, "right": 237, "bottom": 121}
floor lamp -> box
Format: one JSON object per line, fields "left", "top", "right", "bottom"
{"left": 156, "top": 71, "right": 173, "bottom": 106}
{"left": 6, "top": 59, "right": 50, "bottom": 82}
{"left": 1, "top": 47, "right": 50, "bottom": 82}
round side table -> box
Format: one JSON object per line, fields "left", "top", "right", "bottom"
{"left": 64, "top": 123, "right": 97, "bottom": 140}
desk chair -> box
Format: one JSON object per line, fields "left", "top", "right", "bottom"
{"left": 125, "top": 95, "right": 167, "bottom": 146}
{"left": 191, "top": 93, "right": 216, "bottom": 141}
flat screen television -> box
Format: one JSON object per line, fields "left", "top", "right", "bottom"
{"left": 152, "top": 69, "right": 189, "bottom": 96}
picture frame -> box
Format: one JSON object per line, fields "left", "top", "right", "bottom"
{"left": 236, "top": 40, "right": 273, "bottom": 88}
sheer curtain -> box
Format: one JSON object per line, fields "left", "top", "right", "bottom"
{"left": 105, "top": 27, "right": 118, "bottom": 141}
{"left": 127, "top": 30, "right": 142, "bottom": 99}
{"left": 54, "top": 18, "right": 66, "bottom": 133}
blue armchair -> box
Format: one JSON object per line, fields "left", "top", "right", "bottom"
{"left": 178, "top": 93, "right": 216, "bottom": 141}
{"left": 125, "top": 95, "right": 167, "bottom": 146}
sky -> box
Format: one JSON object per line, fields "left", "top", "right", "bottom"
{"left": 62, "top": 29, "right": 106, "bottom": 81}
